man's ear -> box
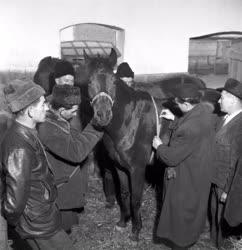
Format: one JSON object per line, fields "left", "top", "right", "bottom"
{"left": 27, "top": 106, "right": 34, "bottom": 118}
{"left": 184, "top": 102, "right": 193, "bottom": 110}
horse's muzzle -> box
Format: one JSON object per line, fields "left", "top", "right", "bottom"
{"left": 94, "top": 109, "right": 113, "bottom": 127}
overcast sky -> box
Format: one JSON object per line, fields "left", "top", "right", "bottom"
{"left": 1, "top": 0, "right": 242, "bottom": 73}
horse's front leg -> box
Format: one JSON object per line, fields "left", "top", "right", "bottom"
{"left": 116, "top": 168, "right": 131, "bottom": 229}
{"left": 129, "top": 165, "right": 146, "bottom": 241}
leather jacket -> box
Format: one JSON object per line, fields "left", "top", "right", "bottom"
{"left": 1, "top": 121, "right": 61, "bottom": 238}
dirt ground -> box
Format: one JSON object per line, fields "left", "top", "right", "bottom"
{"left": 71, "top": 170, "right": 218, "bottom": 250}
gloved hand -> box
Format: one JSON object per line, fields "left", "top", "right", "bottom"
{"left": 159, "top": 109, "right": 175, "bottom": 121}
{"left": 167, "top": 167, "right": 176, "bottom": 179}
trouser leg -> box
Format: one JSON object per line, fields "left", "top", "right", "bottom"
{"left": 210, "top": 186, "right": 225, "bottom": 248}
{"left": 60, "top": 210, "right": 79, "bottom": 233}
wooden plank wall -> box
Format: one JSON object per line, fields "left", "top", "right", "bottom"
{"left": 229, "top": 49, "right": 242, "bottom": 82}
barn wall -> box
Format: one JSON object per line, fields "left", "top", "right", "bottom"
{"left": 229, "top": 41, "right": 242, "bottom": 82}
{"left": 188, "top": 38, "right": 235, "bottom": 75}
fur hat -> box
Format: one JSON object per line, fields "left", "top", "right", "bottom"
{"left": 51, "top": 84, "right": 81, "bottom": 110}
{"left": 175, "top": 84, "right": 201, "bottom": 99}
{"left": 201, "top": 88, "right": 221, "bottom": 104}
{"left": 116, "top": 62, "right": 134, "bottom": 78}
{"left": 4, "top": 79, "right": 45, "bottom": 113}
{"left": 54, "top": 60, "right": 75, "bottom": 79}
{"left": 220, "top": 78, "right": 242, "bottom": 99}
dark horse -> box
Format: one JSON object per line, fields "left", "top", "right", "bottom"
{"left": 84, "top": 49, "right": 206, "bottom": 241}
{"left": 33, "top": 52, "right": 206, "bottom": 241}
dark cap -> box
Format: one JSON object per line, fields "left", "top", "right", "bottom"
{"left": 174, "top": 84, "right": 201, "bottom": 99}
{"left": 54, "top": 60, "right": 75, "bottom": 79}
{"left": 220, "top": 78, "right": 242, "bottom": 99}
{"left": 116, "top": 62, "right": 134, "bottom": 78}
{"left": 51, "top": 84, "right": 81, "bottom": 110}
{"left": 4, "top": 79, "right": 45, "bottom": 112}
{"left": 201, "top": 88, "right": 221, "bottom": 104}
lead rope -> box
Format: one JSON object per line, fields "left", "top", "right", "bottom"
{"left": 149, "top": 96, "right": 162, "bottom": 164}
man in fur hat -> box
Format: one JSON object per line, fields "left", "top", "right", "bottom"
{"left": 1, "top": 79, "right": 76, "bottom": 249}
{"left": 54, "top": 60, "right": 75, "bottom": 86}
{"left": 152, "top": 84, "right": 216, "bottom": 250}
{"left": 116, "top": 62, "right": 134, "bottom": 87}
{"left": 210, "top": 78, "right": 242, "bottom": 248}
{"left": 38, "top": 84, "right": 103, "bottom": 233}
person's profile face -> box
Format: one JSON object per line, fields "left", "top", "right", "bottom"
{"left": 219, "top": 90, "right": 234, "bottom": 113}
{"left": 29, "top": 96, "right": 49, "bottom": 123}
{"left": 121, "top": 77, "right": 133, "bottom": 87}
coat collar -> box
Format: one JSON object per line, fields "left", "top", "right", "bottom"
{"left": 169, "top": 103, "right": 212, "bottom": 131}
{"left": 217, "top": 111, "right": 242, "bottom": 133}
{"left": 12, "top": 120, "right": 39, "bottom": 149}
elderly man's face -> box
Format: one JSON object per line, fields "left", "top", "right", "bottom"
{"left": 55, "top": 75, "right": 74, "bottom": 86}
{"left": 121, "top": 77, "right": 134, "bottom": 87}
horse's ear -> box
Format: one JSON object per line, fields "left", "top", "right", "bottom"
{"left": 83, "top": 50, "right": 90, "bottom": 62}
{"left": 109, "top": 48, "right": 117, "bottom": 68}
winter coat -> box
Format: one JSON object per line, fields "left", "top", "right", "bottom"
{"left": 211, "top": 112, "right": 242, "bottom": 227}
{"left": 38, "top": 110, "right": 103, "bottom": 209}
{"left": 1, "top": 121, "right": 61, "bottom": 239}
{"left": 155, "top": 103, "right": 216, "bottom": 247}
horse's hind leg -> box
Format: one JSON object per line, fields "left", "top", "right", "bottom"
{"left": 116, "top": 169, "right": 131, "bottom": 229}
{"left": 130, "top": 167, "right": 146, "bottom": 241}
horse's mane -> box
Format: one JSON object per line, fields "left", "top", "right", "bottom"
{"left": 115, "top": 79, "right": 153, "bottom": 103}
{"left": 86, "top": 55, "right": 114, "bottom": 75}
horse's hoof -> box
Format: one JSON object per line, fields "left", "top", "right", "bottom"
{"left": 115, "top": 225, "right": 126, "bottom": 232}
{"left": 116, "top": 220, "right": 127, "bottom": 228}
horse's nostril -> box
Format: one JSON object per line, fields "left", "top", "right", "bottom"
{"left": 97, "top": 111, "right": 102, "bottom": 117}
{"left": 107, "top": 110, "right": 112, "bottom": 117}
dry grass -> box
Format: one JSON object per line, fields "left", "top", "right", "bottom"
{"left": 72, "top": 173, "right": 218, "bottom": 250}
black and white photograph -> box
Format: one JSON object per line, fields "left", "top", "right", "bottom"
{"left": 0, "top": 0, "right": 242, "bottom": 249}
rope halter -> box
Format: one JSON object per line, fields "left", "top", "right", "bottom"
{"left": 90, "top": 92, "right": 114, "bottom": 106}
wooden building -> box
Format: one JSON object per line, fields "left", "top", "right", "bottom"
{"left": 188, "top": 32, "right": 242, "bottom": 81}
{"left": 59, "top": 23, "right": 125, "bottom": 66}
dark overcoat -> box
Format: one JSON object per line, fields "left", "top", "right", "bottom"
{"left": 156, "top": 103, "right": 216, "bottom": 247}
{"left": 38, "top": 110, "right": 103, "bottom": 209}
{"left": 212, "top": 112, "right": 242, "bottom": 227}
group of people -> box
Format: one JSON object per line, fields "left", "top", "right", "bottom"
{"left": 152, "top": 78, "right": 242, "bottom": 249}
{"left": 0, "top": 60, "right": 104, "bottom": 249}
{"left": 0, "top": 57, "right": 242, "bottom": 250}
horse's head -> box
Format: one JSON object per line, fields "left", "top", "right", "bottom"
{"left": 84, "top": 49, "right": 117, "bottom": 127}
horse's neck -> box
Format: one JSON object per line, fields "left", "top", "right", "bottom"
{"left": 115, "top": 81, "right": 134, "bottom": 104}
{"left": 105, "top": 81, "right": 153, "bottom": 134}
